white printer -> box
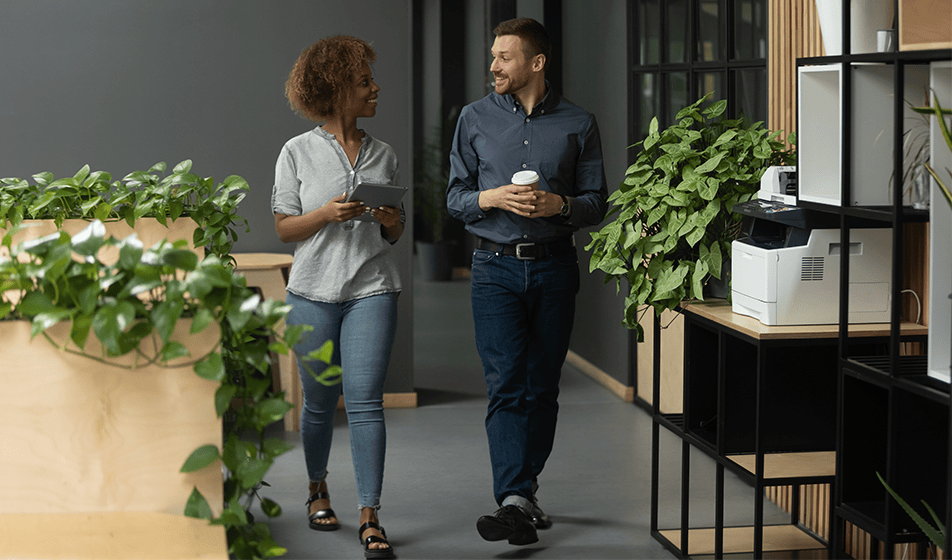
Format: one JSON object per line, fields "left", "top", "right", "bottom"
{"left": 730, "top": 167, "right": 892, "bottom": 326}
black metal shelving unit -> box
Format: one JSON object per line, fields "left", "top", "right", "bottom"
{"left": 794, "top": 2, "right": 952, "bottom": 558}
{"left": 647, "top": 302, "right": 924, "bottom": 559}
{"left": 647, "top": 3, "right": 949, "bottom": 557}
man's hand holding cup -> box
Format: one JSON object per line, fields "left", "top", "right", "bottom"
{"left": 478, "top": 170, "right": 559, "bottom": 218}
{"left": 512, "top": 170, "right": 561, "bottom": 218}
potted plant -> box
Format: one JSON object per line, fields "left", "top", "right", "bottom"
{"left": 0, "top": 221, "right": 337, "bottom": 559}
{"left": 587, "top": 93, "right": 796, "bottom": 341}
{"left": 0, "top": 160, "right": 250, "bottom": 262}
{"left": 414, "top": 125, "right": 454, "bottom": 281}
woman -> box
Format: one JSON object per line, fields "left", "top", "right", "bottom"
{"left": 272, "top": 35, "right": 403, "bottom": 559}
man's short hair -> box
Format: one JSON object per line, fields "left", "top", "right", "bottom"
{"left": 493, "top": 17, "right": 551, "bottom": 72}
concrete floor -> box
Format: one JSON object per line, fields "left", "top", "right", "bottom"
{"left": 257, "top": 274, "right": 800, "bottom": 560}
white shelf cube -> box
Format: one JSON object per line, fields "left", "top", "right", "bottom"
{"left": 928, "top": 60, "right": 952, "bottom": 384}
{"left": 798, "top": 63, "right": 931, "bottom": 207}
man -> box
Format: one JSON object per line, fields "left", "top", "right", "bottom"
{"left": 446, "top": 17, "right": 608, "bottom": 547}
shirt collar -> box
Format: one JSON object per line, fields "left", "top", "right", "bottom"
{"left": 494, "top": 80, "right": 561, "bottom": 116}
{"left": 313, "top": 126, "right": 370, "bottom": 144}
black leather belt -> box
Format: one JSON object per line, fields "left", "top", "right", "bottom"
{"left": 476, "top": 236, "right": 575, "bottom": 261}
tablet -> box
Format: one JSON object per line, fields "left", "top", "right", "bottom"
{"left": 346, "top": 182, "right": 408, "bottom": 222}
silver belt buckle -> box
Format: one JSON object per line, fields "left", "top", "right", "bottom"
{"left": 515, "top": 243, "right": 536, "bottom": 260}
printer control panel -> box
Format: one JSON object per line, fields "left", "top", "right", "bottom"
{"left": 734, "top": 199, "right": 798, "bottom": 216}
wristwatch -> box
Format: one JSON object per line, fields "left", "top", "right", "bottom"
{"left": 558, "top": 194, "right": 571, "bottom": 219}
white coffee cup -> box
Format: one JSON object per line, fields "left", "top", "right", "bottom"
{"left": 511, "top": 170, "right": 539, "bottom": 189}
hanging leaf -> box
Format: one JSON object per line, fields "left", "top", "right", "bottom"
{"left": 260, "top": 497, "right": 282, "bottom": 519}
{"left": 194, "top": 352, "right": 225, "bottom": 381}
{"left": 181, "top": 444, "right": 220, "bottom": 473}
{"left": 214, "top": 384, "right": 238, "bottom": 417}
{"left": 184, "top": 487, "right": 213, "bottom": 520}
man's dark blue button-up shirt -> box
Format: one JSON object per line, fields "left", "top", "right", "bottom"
{"left": 446, "top": 86, "right": 609, "bottom": 245}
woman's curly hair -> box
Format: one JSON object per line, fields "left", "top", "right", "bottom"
{"left": 285, "top": 36, "right": 376, "bottom": 122}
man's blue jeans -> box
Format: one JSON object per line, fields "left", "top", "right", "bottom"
{"left": 470, "top": 246, "right": 579, "bottom": 506}
{"left": 286, "top": 291, "right": 399, "bottom": 510}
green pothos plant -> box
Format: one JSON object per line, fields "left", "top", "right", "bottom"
{"left": 0, "top": 221, "right": 338, "bottom": 559}
{"left": 587, "top": 93, "right": 796, "bottom": 341}
{"left": 0, "top": 160, "right": 250, "bottom": 260}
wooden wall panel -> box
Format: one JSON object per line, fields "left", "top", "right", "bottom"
{"left": 768, "top": 0, "right": 824, "bottom": 141}
{"left": 899, "top": 0, "right": 952, "bottom": 51}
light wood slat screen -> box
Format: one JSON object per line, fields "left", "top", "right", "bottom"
{"left": 768, "top": 0, "right": 824, "bottom": 141}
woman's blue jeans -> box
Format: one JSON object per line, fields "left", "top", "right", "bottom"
{"left": 286, "top": 291, "right": 399, "bottom": 510}
{"left": 470, "top": 247, "right": 579, "bottom": 506}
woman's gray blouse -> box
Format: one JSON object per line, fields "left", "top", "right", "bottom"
{"left": 271, "top": 126, "right": 403, "bottom": 303}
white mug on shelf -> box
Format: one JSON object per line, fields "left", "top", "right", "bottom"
{"left": 877, "top": 29, "right": 895, "bottom": 53}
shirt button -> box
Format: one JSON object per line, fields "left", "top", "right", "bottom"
{"left": 525, "top": 118, "right": 530, "bottom": 123}
{"left": 522, "top": 164, "right": 527, "bottom": 169}
{"left": 523, "top": 140, "right": 528, "bottom": 145}
{"left": 523, "top": 235, "right": 528, "bottom": 239}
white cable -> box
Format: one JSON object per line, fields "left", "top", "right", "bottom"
{"left": 901, "top": 289, "right": 922, "bottom": 324}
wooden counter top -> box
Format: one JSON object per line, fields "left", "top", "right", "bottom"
{"left": 232, "top": 252, "right": 293, "bottom": 271}
{"left": 680, "top": 299, "right": 928, "bottom": 341}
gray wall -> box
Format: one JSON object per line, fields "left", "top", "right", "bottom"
{"left": 560, "top": 1, "right": 633, "bottom": 387}
{"left": 422, "top": 0, "right": 443, "bottom": 135}
{"left": 0, "top": 0, "right": 415, "bottom": 394}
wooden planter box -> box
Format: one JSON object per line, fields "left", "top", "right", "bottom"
{"left": 0, "top": 319, "right": 225, "bottom": 559}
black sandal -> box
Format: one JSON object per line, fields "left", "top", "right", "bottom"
{"left": 358, "top": 521, "right": 394, "bottom": 559}
{"left": 306, "top": 491, "right": 339, "bottom": 531}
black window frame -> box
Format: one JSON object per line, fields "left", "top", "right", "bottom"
{"left": 628, "top": 0, "right": 769, "bottom": 149}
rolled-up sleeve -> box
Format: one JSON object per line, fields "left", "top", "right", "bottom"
{"left": 271, "top": 146, "right": 302, "bottom": 216}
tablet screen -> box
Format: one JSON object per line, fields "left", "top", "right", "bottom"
{"left": 346, "top": 182, "right": 408, "bottom": 222}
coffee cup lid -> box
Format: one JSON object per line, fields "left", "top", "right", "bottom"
{"left": 511, "top": 170, "right": 539, "bottom": 185}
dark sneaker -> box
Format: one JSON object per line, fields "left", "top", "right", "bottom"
{"left": 529, "top": 501, "right": 552, "bottom": 530}
{"left": 476, "top": 505, "right": 539, "bottom": 545}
